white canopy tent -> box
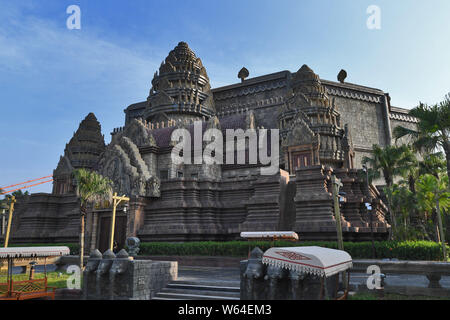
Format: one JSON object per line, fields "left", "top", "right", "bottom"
{"left": 240, "top": 231, "right": 299, "bottom": 240}
{"left": 0, "top": 247, "right": 70, "bottom": 259}
{"left": 262, "top": 246, "right": 352, "bottom": 278}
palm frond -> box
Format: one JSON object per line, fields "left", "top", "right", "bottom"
{"left": 393, "top": 126, "right": 419, "bottom": 142}
{"left": 362, "top": 144, "right": 416, "bottom": 186}
{"left": 73, "top": 169, "right": 113, "bottom": 207}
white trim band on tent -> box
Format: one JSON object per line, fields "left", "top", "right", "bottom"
{"left": 240, "top": 231, "right": 299, "bottom": 240}
{"left": 0, "top": 247, "right": 70, "bottom": 259}
{"left": 262, "top": 246, "right": 352, "bottom": 278}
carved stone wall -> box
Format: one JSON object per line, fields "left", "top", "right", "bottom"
{"left": 97, "top": 120, "right": 160, "bottom": 198}
{"left": 11, "top": 194, "right": 81, "bottom": 243}
{"left": 12, "top": 42, "right": 418, "bottom": 244}
{"left": 82, "top": 249, "right": 177, "bottom": 300}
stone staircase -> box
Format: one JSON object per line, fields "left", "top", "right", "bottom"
{"left": 153, "top": 280, "right": 240, "bottom": 300}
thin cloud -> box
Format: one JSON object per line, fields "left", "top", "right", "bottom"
{"left": 0, "top": 4, "right": 159, "bottom": 97}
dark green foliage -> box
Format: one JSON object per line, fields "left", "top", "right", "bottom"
{"left": 138, "top": 240, "right": 449, "bottom": 261}
{"left": 11, "top": 190, "right": 30, "bottom": 197}
{"left": 9, "top": 241, "right": 449, "bottom": 260}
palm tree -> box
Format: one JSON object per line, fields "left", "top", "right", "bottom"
{"left": 418, "top": 152, "right": 447, "bottom": 178}
{"left": 416, "top": 174, "right": 450, "bottom": 260}
{"left": 362, "top": 144, "right": 416, "bottom": 236}
{"left": 393, "top": 94, "right": 450, "bottom": 181}
{"left": 390, "top": 183, "right": 421, "bottom": 240}
{"left": 11, "top": 190, "right": 30, "bottom": 197}
{"left": 362, "top": 144, "right": 416, "bottom": 187}
{"left": 73, "top": 169, "right": 113, "bottom": 271}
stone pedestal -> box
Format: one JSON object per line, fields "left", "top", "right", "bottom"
{"left": 240, "top": 247, "right": 339, "bottom": 300}
{"left": 83, "top": 249, "right": 177, "bottom": 300}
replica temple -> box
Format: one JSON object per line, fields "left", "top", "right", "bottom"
{"left": 9, "top": 42, "right": 419, "bottom": 250}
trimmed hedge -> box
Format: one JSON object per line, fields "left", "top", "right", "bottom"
{"left": 7, "top": 241, "right": 449, "bottom": 261}
{"left": 139, "top": 240, "right": 449, "bottom": 261}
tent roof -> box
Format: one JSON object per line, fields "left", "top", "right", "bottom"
{"left": 262, "top": 246, "right": 352, "bottom": 277}
{"left": 0, "top": 247, "right": 70, "bottom": 259}
{"left": 240, "top": 231, "right": 298, "bottom": 240}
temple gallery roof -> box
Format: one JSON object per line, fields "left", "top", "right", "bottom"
{"left": 124, "top": 41, "right": 412, "bottom": 120}
{"left": 126, "top": 71, "right": 400, "bottom": 112}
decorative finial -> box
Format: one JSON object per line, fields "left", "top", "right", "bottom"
{"left": 337, "top": 69, "right": 347, "bottom": 83}
{"left": 238, "top": 67, "right": 249, "bottom": 83}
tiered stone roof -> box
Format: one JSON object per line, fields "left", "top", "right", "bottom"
{"left": 279, "top": 65, "right": 346, "bottom": 166}
{"left": 144, "top": 42, "right": 216, "bottom": 122}
{"left": 54, "top": 113, "right": 105, "bottom": 175}
{"left": 64, "top": 113, "right": 105, "bottom": 169}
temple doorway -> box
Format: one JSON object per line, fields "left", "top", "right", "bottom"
{"left": 98, "top": 215, "right": 127, "bottom": 253}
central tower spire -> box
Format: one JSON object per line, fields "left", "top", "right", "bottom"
{"left": 144, "top": 42, "right": 216, "bottom": 123}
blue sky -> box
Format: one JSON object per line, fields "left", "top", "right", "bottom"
{"left": 0, "top": 0, "right": 449, "bottom": 194}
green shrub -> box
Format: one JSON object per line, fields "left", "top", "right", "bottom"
{"left": 7, "top": 240, "right": 448, "bottom": 261}
{"left": 138, "top": 240, "right": 449, "bottom": 261}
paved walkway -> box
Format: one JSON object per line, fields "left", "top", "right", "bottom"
{"left": 178, "top": 266, "right": 450, "bottom": 290}
{"left": 178, "top": 266, "right": 241, "bottom": 286}
{"left": 6, "top": 264, "right": 450, "bottom": 291}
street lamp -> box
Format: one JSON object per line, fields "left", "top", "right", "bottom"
{"left": 0, "top": 201, "right": 8, "bottom": 236}
{"left": 331, "top": 175, "right": 344, "bottom": 251}
{"left": 362, "top": 165, "right": 377, "bottom": 258}
{"left": 29, "top": 261, "right": 37, "bottom": 280}
{"left": 110, "top": 193, "right": 130, "bottom": 252}
{"left": 3, "top": 195, "right": 16, "bottom": 248}
{"left": 338, "top": 191, "right": 347, "bottom": 204}
{"left": 365, "top": 202, "right": 377, "bottom": 259}
{"left": 331, "top": 175, "right": 349, "bottom": 291}
{"left": 362, "top": 165, "right": 369, "bottom": 193}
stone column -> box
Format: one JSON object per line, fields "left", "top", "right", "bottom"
{"left": 334, "top": 168, "right": 365, "bottom": 229}
{"left": 382, "top": 94, "right": 392, "bottom": 146}
{"left": 241, "top": 173, "right": 282, "bottom": 231}
{"left": 293, "top": 165, "right": 337, "bottom": 239}
{"left": 90, "top": 212, "right": 99, "bottom": 252}
{"left": 126, "top": 196, "right": 148, "bottom": 239}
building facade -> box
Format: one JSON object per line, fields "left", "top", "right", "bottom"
{"left": 9, "top": 42, "right": 419, "bottom": 249}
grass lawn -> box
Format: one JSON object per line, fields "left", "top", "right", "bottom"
{"left": 0, "top": 271, "right": 71, "bottom": 289}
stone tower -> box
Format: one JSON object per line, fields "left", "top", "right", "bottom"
{"left": 52, "top": 113, "right": 105, "bottom": 195}
{"left": 144, "top": 41, "right": 216, "bottom": 124}
{"left": 279, "top": 65, "right": 352, "bottom": 172}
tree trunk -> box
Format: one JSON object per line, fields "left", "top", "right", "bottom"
{"left": 444, "top": 141, "right": 450, "bottom": 182}
{"left": 408, "top": 175, "right": 416, "bottom": 194}
{"left": 385, "top": 186, "right": 396, "bottom": 240}
{"left": 408, "top": 174, "right": 420, "bottom": 227}
{"left": 436, "top": 198, "right": 447, "bottom": 261}
{"left": 419, "top": 223, "right": 432, "bottom": 241}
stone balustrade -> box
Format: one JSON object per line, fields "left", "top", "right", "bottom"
{"left": 351, "top": 259, "right": 450, "bottom": 297}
